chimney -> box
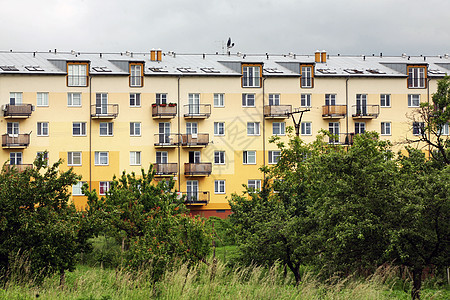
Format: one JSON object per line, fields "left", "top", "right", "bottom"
{"left": 321, "top": 50, "right": 327, "bottom": 63}
{"left": 150, "top": 49, "right": 156, "bottom": 61}
{"left": 156, "top": 49, "right": 162, "bottom": 61}
{"left": 315, "top": 50, "right": 321, "bottom": 63}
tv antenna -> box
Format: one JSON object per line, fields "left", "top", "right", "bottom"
{"left": 226, "top": 37, "right": 235, "bottom": 54}
{"left": 285, "top": 108, "right": 310, "bottom": 137}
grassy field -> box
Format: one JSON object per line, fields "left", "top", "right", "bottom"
{"left": 1, "top": 257, "right": 448, "bottom": 300}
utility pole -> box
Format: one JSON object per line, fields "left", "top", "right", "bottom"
{"left": 285, "top": 108, "right": 311, "bottom": 136}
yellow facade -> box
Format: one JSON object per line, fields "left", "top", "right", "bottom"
{"left": 0, "top": 51, "right": 447, "bottom": 215}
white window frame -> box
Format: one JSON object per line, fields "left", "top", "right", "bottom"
{"left": 99, "top": 181, "right": 110, "bottom": 195}
{"left": 355, "top": 122, "right": 365, "bottom": 134}
{"left": 73, "top": 122, "right": 86, "bottom": 136}
{"left": 68, "top": 151, "right": 82, "bottom": 166}
{"left": 67, "top": 93, "right": 82, "bottom": 107}
{"left": 37, "top": 122, "right": 49, "bottom": 136}
{"left": 272, "top": 122, "right": 285, "bottom": 136}
{"left": 268, "top": 151, "right": 281, "bottom": 164}
{"left": 408, "top": 94, "right": 420, "bottom": 107}
{"left": 72, "top": 181, "right": 86, "bottom": 196}
{"left": 156, "top": 93, "right": 167, "bottom": 105}
{"left": 380, "top": 94, "right": 391, "bottom": 107}
{"left": 248, "top": 179, "right": 261, "bottom": 191}
{"left": 247, "top": 122, "right": 260, "bottom": 136}
{"left": 301, "top": 65, "right": 313, "bottom": 88}
{"left": 214, "top": 122, "right": 225, "bottom": 136}
{"left": 9, "top": 92, "right": 23, "bottom": 105}
{"left": 242, "top": 65, "right": 261, "bottom": 87}
{"left": 408, "top": 67, "right": 426, "bottom": 88}
{"left": 94, "top": 151, "right": 109, "bottom": 166}
{"left": 7, "top": 122, "right": 19, "bottom": 135}
{"left": 214, "top": 180, "right": 226, "bottom": 194}
{"left": 214, "top": 93, "right": 224, "bottom": 107}
{"left": 130, "top": 64, "right": 142, "bottom": 87}
{"left": 36, "top": 92, "right": 49, "bottom": 107}
{"left": 67, "top": 63, "right": 87, "bottom": 87}
{"left": 301, "top": 94, "right": 311, "bottom": 107}
{"left": 329, "top": 122, "right": 340, "bottom": 143}
{"left": 242, "top": 94, "right": 255, "bottom": 107}
{"left": 214, "top": 151, "right": 225, "bottom": 165}
{"left": 243, "top": 151, "right": 256, "bottom": 165}
{"left": 186, "top": 122, "right": 198, "bottom": 135}
{"left": 381, "top": 122, "right": 391, "bottom": 136}
{"left": 156, "top": 151, "right": 168, "bottom": 164}
{"left": 269, "top": 94, "right": 280, "bottom": 106}
{"left": 438, "top": 123, "right": 449, "bottom": 136}
{"left": 413, "top": 122, "right": 424, "bottom": 136}
{"left": 99, "top": 122, "right": 113, "bottom": 136}
{"left": 301, "top": 122, "right": 312, "bottom": 136}
{"left": 130, "top": 122, "right": 141, "bottom": 136}
{"left": 325, "top": 94, "right": 336, "bottom": 106}
{"left": 130, "top": 151, "right": 141, "bottom": 166}
{"left": 130, "top": 93, "right": 141, "bottom": 107}
{"left": 9, "top": 152, "right": 22, "bottom": 165}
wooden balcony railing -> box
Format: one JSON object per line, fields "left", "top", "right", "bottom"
{"left": 322, "top": 105, "right": 347, "bottom": 118}
{"left": 184, "top": 191, "right": 210, "bottom": 205}
{"left": 90, "top": 104, "right": 119, "bottom": 118}
{"left": 263, "top": 105, "right": 291, "bottom": 118}
{"left": 3, "top": 104, "right": 34, "bottom": 118}
{"left": 180, "top": 133, "right": 209, "bottom": 147}
{"left": 351, "top": 105, "right": 380, "bottom": 119}
{"left": 153, "top": 163, "right": 178, "bottom": 176}
{"left": 183, "top": 104, "right": 211, "bottom": 118}
{"left": 184, "top": 163, "right": 212, "bottom": 176}
{"left": 152, "top": 104, "right": 177, "bottom": 118}
{"left": 2, "top": 134, "right": 30, "bottom": 148}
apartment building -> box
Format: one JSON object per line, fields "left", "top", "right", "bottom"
{"left": 0, "top": 49, "right": 448, "bottom": 217}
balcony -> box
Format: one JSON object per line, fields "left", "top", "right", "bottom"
{"left": 183, "top": 104, "right": 211, "bottom": 119}
{"left": 184, "top": 163, "right": 212, "bottom": 176}
{"left": 326, "top": 133, "right": 354, "bottom": 145}
{"left": 152, "top": 104, "right": 177, "bottom": 118}
{"left": 2, "top": 134, "right": 30, "bottom": 148}
{"left": 264, "top": 105, "right": 291, "bottom": 119}
{"left": 322, "top": 105, "right": 347, "bottom": 119}
{"left": 90, "top": 104, "right": 119, "bottom": 119}
{"left": 184, "top": 191, "right": 210, "bottom": 205}
{"left": 3, "top": 104, "right": 34, "bottom": 118}
{"left": 180, "top": 133, "right": 209, "bottom": 147}
{"left": 351, "top": 105, "right": 380, "bottom": 119}
{"left": 4, "top": 164, "right": 33, "bottom": 172}
{"left": 154, "top": 133, "right": 180, "bottom": 147}
{"left": 153, "top": 163, "right": 178, "bottom": 176}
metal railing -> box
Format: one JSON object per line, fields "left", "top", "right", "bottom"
{"left": 183, "top": 191, "right": 210, "bottom": 204}
{"left": 184, "top": 163, "right": 212, "bottom": 176}
{"left": 183, "top": 104, "right": 211, "bottom": 118}
{"left": 3, "top": 104, "right": 33, "bottom": 118}
{"left": 90, "top": 104, "right": 119, "bottom": 118}
{"left": 322, "top": 105, "right": 347, "bottom": 118}
{"left": 351, "top": 105, "right": 380, "bottom": 118}
{"left": 152, "top": 104, "right": 177, "bottom": 118}
{"left": 153, "top": 163, "right": 178, "bottom": 175}
{"left": 263, "top": 105, "right": 291, "bottom": 118}
{"left": 326, "top": 133, "right": 354, "bottom": 145}
{"left": 2, "top": 134, "right": 30, "bottom": 148}
{"left": 180, "top": 133, "right": 209, "bottom": 147}
{"left": 154, "top": 133, "right": 180, "bottom": 147}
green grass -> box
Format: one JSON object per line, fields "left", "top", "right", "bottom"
{"left": 1, "top": 261, "right": 448, "bottom": 300}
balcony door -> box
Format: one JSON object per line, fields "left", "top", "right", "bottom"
{"left": 188, "top": 93, "right": 200, "bottom": 115}
{"left": 159, "top": 122, "right": 171, "bottom": 144}
{"left": 96, "top": 93, "right": 108, "bottom": 115}
{"left": 189, "top": 151, "right": 200, "bottom": 164}
{"left": 187, "top": 180, "right": 199, "bottom": 201}
{"left": 156, "top": 151, "right": 168, "bottom": 164}
{"left": 356, "top": 94, "right": 367, "bottom": 115}
{"left": 10, "top": 152, "right": 22, "bottom": 165}
{"left": 7, "top": 122, "right": 19, "bottom": 137}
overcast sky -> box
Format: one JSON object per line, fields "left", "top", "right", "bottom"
{"left": 1, "top": 0, "right": 449, "bottom": 56}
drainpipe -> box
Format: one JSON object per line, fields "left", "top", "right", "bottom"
{"left": 89, "top": 75, "right": 92, "bottom": 191}
{"left": 262, "top": 77, "right": 266, "bottom": 174}
{"left": 345, "top": 76, "right": 349, "bottom": 141}
{"left": 427, "top": 77, "right": 431, "bottom": 158}
{"left": 177, "top": 76, "right": 181, "bottom": 192}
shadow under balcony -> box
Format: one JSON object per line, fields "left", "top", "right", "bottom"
{"left": 183, "top": 191, "right": 210, "bottom": 205}
{"left": 152, "top": 104, "right": 177, "bottom": 118}
{"left": 153, "top": 163, "right": 178, "bottom": 176}
{"left": 263, "top": 105, "right": 291, "bottom": 118}
{"left": 3, "top": 104, "right": 34, "bottom": 118}
{"left": 2, "top": 134, "right": 30, "bottom": 148}
{"left": 90, "top": 104, "right": 119, "bottom": 119}
{"left": 184, "top": 163, "right": 212, "bottom": 176}
{"left": 183, "top": 104, "right": 211, "bottom": 119}
{"left": 180, "top": 133, "right": 209, "bottom": 147}
{"left": 322, "top": 105, "right": 347, "bottom": 119}
{"left": 351, "top": 105, "right": 380, "bottom": 119}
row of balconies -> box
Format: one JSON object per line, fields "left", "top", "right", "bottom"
{"left": 3, "top": 103, "right": 380, "bottom": 120}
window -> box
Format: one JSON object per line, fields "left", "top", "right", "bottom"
{"left": 408, "top": 94, "right": 420, "bottom": 107}
{"left": 272, "top": 122, "right": 285, "bottom": 135}
{"left": 214, "top": 151, "right": 225, "bottom": 165}
{"left": 214, "top": 180, "right": 226, "bottom": 194}
{"left": 247, "top": 122, "right": 260, "bottom": 135}
{"left": 214, "top": 93, "right": 224, "bottom": 107}
{"left": 186, "top": 122, "right": 198, "bottom": 134}
{"left": 36, "top": 152, "right": 48, "bottom": 166}
{"left": 325, "top": 94, "right": 336, "bottom": 105}
{"left": 242, "top": 64, "right": 261, "bottom": 87}
{"left": 301, "top": 94, "right": 311, "bottom": 107}
{"left": 188, "top": 93, "right": 200, "bottom": 115}
{"left": 214, "top": 122, "right": 225, "bottom": 136}
{"left": 186, "top": 180, "right": 199, "bottom": 201}
{"left": 67, "top": 63, "right": 88, "bottom": 87}
{"left": 68, "top": 93, "right": 82, "bottom": 106}
{"left": 9, "top": 92, "right": 22, "bottom": 105}
{"left": 37, "top": 122, "right": 49, "bottom": 136}
{"left": 300, "top": 65, "right": 313, "bottom": 88}
{"left": 130, "top": 93, "right": 141, "bottom": 107}
{"left": 408, "top": 66, "right": 426, "bottom": 88}
{"left": 242, "top": 94, "right": 255, "bottom": 107}
{"left": 156, "top": 93, "right": 167, "bottom": 105}
{"left": 95, "top": 152, "right": 109, "bottom": 165}
{"left": 68, "top": 152, "right": 82, "bottom": 166}
{"left": 100, "top": 122, "right": 113, "bottom": 136}
{"left": 72, "top": 181, "right": 86, "bottom": 196}
{"left": 439, "top": 123, "right": 449, "bottom": 136}
{"left": 380, "top": 94, "right": 391, "bottom": 107}
{"left": 156, "top": 151, "right": 168, "bottom": 164}
{"left": 413, "top": 122, "right": 425, "bottom": 136}
{"left": 243, "top": 151, "right": 256, "bottom": 164}
{"left": 381, "top": 122, "right": 391, "bottom": 135}
{"left": 269, "top": 94, "right": 280, "bottom": 106}
{"left": 301, "top": 122, "right": 312, "bottom": 135}
{"left": 9, "top": 152, "right": 22, "bottom": 165}
{"left": 95, "top": 93, "right": 108, "bottom": 115}
{"left": 99, "top": 181, "right": 110, "bottom": 195}
{"left": 130, "top": 151, "right": 141, "bottom": 165}
{"left": 129, "top": 63, "right": 143, "bottom": 87}
{"left": 268, "top": 151, "right": 281, "bottom": 164}
{"left": 73, "top": 122, "right": 86, "bottom": 136}
{"left": 130, "top": 122, "right": 141, "bottom": 136}
{"left": 329, "top": 122, "right": 340, "bottom": 143}
{"left": 36, "top": 92, "right": 48, "bottom": 107}
{"left": 355, "top": 122, "right": 365, "bottom": 134}
{"left": 248, "top": 180, "right": 261, "bottom": 191}
{"left": 7, "top": 122, "right": 19, "bottom": 135}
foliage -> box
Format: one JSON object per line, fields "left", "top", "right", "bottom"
{"left": 0, "top": 154, "right": 94, "bottom": 283}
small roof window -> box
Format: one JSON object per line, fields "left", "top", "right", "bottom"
{"left": 92, "top": 66, "right": 112, "bottom": 72}
{"left": 149, "top": 67, "right": 168, "bottom": 73}
{"left": 317, "top": 68, "right": 337, "bottom": 74}
{"left": 177, "top": 67, "right": 196, "bottom": 73}
{"left": 344, "top": 69, "right": 364, "bottom": 74}
{"left": 264, "top": 68, "right": 283, "bottom": 74}
{"left": 25, "top": 66, "right": 44, "bottom": 71}
{"left": 428, "top": 69, "right": 446, "bottom": 75}
{"left": 0, "top": 66, "right": 19, "bottom": 71}
{"left": 200, "top": 67, "right": 220, "bottom": 73}
{"left": 366, "top": 69, "right": 386, "bottom": 74}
